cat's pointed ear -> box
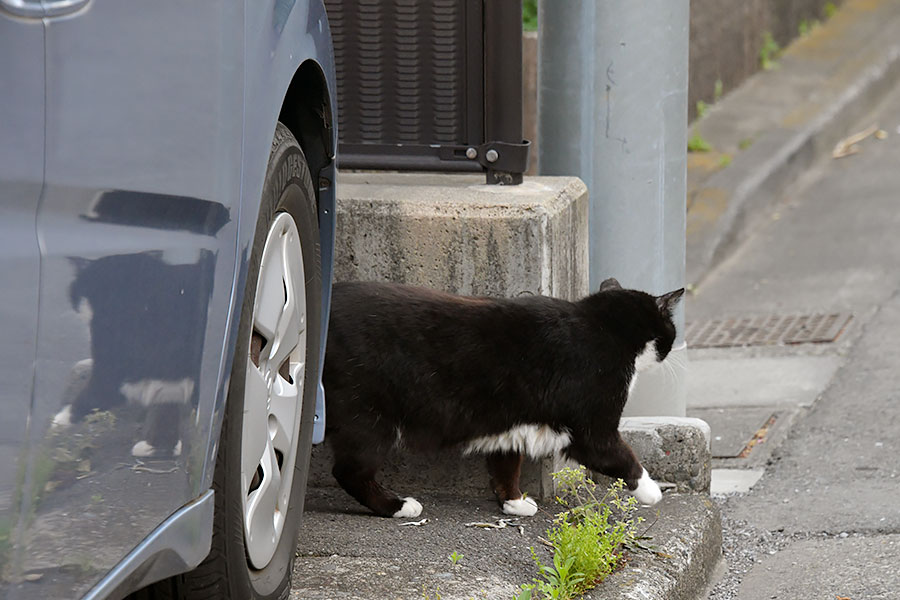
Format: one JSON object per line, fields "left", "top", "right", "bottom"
{"left": 656, "top": 288, "right": 685, "bottom": 315}
{"left": 599, "top": 277, "right": 622, "bottom": 291}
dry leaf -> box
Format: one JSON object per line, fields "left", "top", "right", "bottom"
{"left": 833, "top": 125, "right": 878, "bottom": 158}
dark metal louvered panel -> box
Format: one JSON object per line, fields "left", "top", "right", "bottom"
{"left": 356, "top": 0, "right": 385, "bottom": 142}
{"left": 326, "top": 0, "right": 470, "bottom": 149}
{"left": 430, "top": 0, "right": 462, "bottom": 143}
{"left": 323, "top": 0, "right": 528, "bottom": 181}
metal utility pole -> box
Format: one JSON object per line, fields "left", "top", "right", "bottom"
{"left": 538, "top": 0, "right": 689, "bottom": 416}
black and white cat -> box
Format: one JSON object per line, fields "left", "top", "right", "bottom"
{"left": 322, "top": 278, "right": 683, "bottom": 518}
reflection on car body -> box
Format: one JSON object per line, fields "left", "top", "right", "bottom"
{"left": 0, "top": 0, "right": 337, "bottom": 598}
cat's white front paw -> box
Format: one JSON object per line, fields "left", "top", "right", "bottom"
{"left": 393, "top": 497, "right": 423, "bottom": 518}
{"left": 631, "top": 468, "right": 663, "bottom": 505}
{"left": 502, "top": 496, "right": 538, "bottom": 517}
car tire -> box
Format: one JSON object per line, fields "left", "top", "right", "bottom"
{"left": 139, "top": 122, "right": 322, "bottom": 600}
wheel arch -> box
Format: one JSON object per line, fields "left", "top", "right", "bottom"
{"left": 279, "top": 59, "right": 335, "bottom": 201}
{"left": 202, "top": 0, "right": 338, "bottom": 496}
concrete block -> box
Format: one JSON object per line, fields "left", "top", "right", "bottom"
{"left": 333, "top": 173, "right": 589, "bottom": 301}
{"left": 620, "top": 417, "right": 712, "bottom": 494}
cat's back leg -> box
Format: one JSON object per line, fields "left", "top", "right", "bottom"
{"left": 329, "top": 432, "right": 423, "bottom": 518}
{"left": 486, "top": 451, "right": 538, "bottom": 517}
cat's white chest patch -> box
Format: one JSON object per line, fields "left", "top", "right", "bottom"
{"left": 464, "top": 424, "right": 572, "bottom": 459}
{"left": 634, "top": 340, "right": 659, "bottom": 373}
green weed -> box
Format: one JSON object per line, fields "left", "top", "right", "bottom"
{"left": 799, "top": 19, "right": 820, "bottom": 37}
{"left": 449, "top": 551, "right": 464, "bottom": 566}
{"left": 759, "top": 32, "right": 781, "bottom": 70}
{"left": 714, "top": 79, "right": 724, "bottom": 102}
{"left": 512, "top": 587, "right": 534, "bottom": 600}
{"left": 522, "top": 0, "right": 537, "bottom": 31}
{"left": 688, "top": 132, "right": 712, "bottom": 153}
{"left": 696, "top": 100, "right": 708, "bottom": 119}
{"left": 521, "top": 467, "right": 641, "bottom": 600}
{"left": 824, "top": 2, "right": 838, "bottom": 20}
{"left": 718, "top": 154, "right": 733, "bottom": 168}
{"left": 738, "top": 137, "right": 754, "bottom": 151}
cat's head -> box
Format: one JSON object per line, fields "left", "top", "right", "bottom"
{"left": 597, "top": 277, "right": 684, "bottom": 369}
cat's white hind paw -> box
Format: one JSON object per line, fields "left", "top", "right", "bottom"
{"left": 393, "top": 497, "right": 423, "bottom": 518}
{"left": 51, "top": 405, "right": 73, "bottom": 429}
{"left": 502, "top": 496, "right": 538, "bottom": 517}
{"left": 131, "top": 440, "right": 156, "bottom": 457}
{"left": 631, "top": 468, "right": 663, "bottom": 506}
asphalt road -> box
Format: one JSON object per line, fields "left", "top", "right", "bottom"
{"left": 692, "top": 82, "right": 900, "bottom": 599}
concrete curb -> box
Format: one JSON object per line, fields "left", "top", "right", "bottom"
{"left": 588, "top": 495, "right": 722, "bottom": 600}
{"left": 621, "top": 417, "right": 712, "bottom": 494}
{"left": 686, "top": 0, "right": 900, "bottom": 287}
{"left": 293, "top": 489, "right": 721, "bottom": 600}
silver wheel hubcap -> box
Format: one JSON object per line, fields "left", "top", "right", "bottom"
{"left": 242, "top": 211, "right": 306, "bottom": 570}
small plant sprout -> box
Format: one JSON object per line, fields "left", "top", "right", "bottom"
{"left": 688, "top": 132, "right": 712, "bottom": 153}
{"left": 824, "top": 1, "right": 837, "bottom": 20}
{"left": 512, "top": 586, "right": 534, "bottom": 600}
{"left": 718, "top": 154, "right": 733, "bottom": 168}
{"left": 449, "top": 551, "right": 464, "bottom": 566}
{"left": 714, "top": 79, "right": 724, "bottom": 102}
{"left": 759, "top": 32, "right": 781, "bottom": 70}
{"left": 696, "top": 100, "right": 708, "bottom": 119}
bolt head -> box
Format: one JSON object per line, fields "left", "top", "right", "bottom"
{"left": 485, "top": 149, "right": 499, "bottom": 163}
{"left": 465, "top": 147, "right": 477, "bottom": 160}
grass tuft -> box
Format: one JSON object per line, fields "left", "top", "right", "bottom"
{"left": 696, "top": 100, "right": 709, "bottom": 119}
{"left": 516, "top": 467, "right": 641, "bottom": 600}
{"left": 759, "top": 32, "right": 781, "bottom": 70}
{"left": 688, "top": 132, "right": 713, "bottom": 153}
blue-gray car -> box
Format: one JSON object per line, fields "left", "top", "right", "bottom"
{"left": 0, "top": 1, "right": 337, "bottom": 598}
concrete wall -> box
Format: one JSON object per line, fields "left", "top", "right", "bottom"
{"left": 688, "top": 0, "right": 842, "bottom": 119}
{"left": 523, "top": 0, "right": 843, "bottom": 171}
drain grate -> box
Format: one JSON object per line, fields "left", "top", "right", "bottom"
{"left": 686, "top": 312, "right": 852, "bottom": 349}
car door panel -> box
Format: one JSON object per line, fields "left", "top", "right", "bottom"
{"left": 4, "top": 2, "right": 245, "bottom": 597}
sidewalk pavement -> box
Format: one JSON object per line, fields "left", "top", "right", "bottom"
{"left": 686, "top": 0, "right": 900, "bottom": 288}
{"left": 292, "top": 1, "right": 900, "bottom": 597}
